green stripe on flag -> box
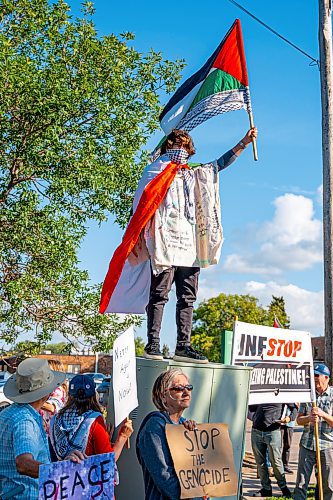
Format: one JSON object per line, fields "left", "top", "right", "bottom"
{"left": 190, "top": 69, "right": 245, "bottom": 110}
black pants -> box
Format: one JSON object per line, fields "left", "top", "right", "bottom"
{"left": 146, "top": 266, "right": 200, "bottom": 347}
{"left": 280, "top": 426, "right": 294, "bottom": 467}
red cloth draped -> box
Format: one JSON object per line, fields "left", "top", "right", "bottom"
{"left": 99, "top": 162, "right": 183, "bottom": 314}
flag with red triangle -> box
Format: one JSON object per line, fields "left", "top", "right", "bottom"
{"left": 159, "top": 19, "right": 252, "bottom": 135}
{"left": 273, "top": 316, "right": 283, "bottom": 328}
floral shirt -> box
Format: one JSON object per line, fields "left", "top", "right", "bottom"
{"left": 39, "top": 385, "right": 67, "bottom": 435}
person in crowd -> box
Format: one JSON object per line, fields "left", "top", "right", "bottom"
{"left": 136, "top": 368, "right": 202, "bottom": 500}
{"left": 294, "top": 363, "right": 333, "bottom": 500}
{"left": 50, "top": 373, "right": 133, "bottom": 461}
{"left": 39, "top": 359, "right": 68, "bottom": 434}
{"left": 249, "top": 402, "right": 297, "bottom": 497}
{"left": 0, "top": 358, "right": 84, "bottom": 500}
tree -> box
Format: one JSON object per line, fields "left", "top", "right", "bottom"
{"left": 14, "top": 340, "right": 43, "bottom": 356}
{"left": 0, "top": 0, "right": 185, "bottom": 349}
{"left": 135, "top": 336, "right": 145, "bottom": 357}
{"left": 162, "top": 344, "right": 170, "bottom": 358}
{"left": 44, "top": 342, "right": 72, "bottom": 354}
{"left": 266, "top": 296, "right": 290, "bottom": 329}
{"left": 191, "top": 293, "right": 291, "bottom": 363}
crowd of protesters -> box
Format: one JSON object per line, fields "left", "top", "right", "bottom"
{"left": 0, "top": 357, "right": 333, "bottom": 500}
{"left": 249, "top": 362, "right": 333, "bottom": 500}
{"left": 0, "top": 358, "right": 133, "bottom": 499}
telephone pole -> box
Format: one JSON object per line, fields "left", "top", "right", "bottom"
{"left": 319, "top": 0, "right": 333, "bottom": 374}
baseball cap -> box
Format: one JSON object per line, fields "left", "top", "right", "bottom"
{"left": 314, "top": 363, "right": 330, "bottom": 377}
{"left": 69, "top": 374, "right": 96, "bottom": 400}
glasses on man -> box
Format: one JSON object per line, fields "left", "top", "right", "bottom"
{"left": 169, "top": 384, "right": 193, "bottom": 393}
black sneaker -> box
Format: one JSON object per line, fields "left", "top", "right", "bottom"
{"left": 252, "top": 489, "right": 272, "bottom": 498}
{"left": 281, "top": 487, "right": 292, "bottom": 498}
{"left": 144, "top": 343, "right": 163, "bottom": 360}
{"left": 284, "top": 466, "right": 293, "bottom": 474}
{"left": 173, "top": 345, "right": 208, "bottom": 364}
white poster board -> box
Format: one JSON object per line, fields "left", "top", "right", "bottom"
{"left": 112, "top": 327, "right": 138, "bottom": 426}
{"left": 231, "top": 321, "right": 315, "bottom": 404}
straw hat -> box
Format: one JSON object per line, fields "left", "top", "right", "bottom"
{"left": 4, "top": 358, "right": 66, "bottom": 403}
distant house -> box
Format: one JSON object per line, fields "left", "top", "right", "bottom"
{"left": 312, "top": 336, "right": 325, "bottom": 362}
{"left": 0, "top": 353, "right": 112, "bottom": 375}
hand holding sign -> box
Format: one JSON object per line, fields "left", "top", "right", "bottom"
{"left": 165, "top": 423, "right": 237, "bottom": 499}
{"left": 39, "top": 452, "right": 115, "bottom": 500}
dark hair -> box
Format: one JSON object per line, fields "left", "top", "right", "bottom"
{"left": 58, "top": 394, "right": 102, "bottom": 416}
{"left": 160, "top": 129, "right": 195, "bottom": 156}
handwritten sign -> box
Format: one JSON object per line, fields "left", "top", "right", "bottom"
{"left": 38, "top": 452, "right": 115, "bottom": 499}
{"left": 165, "top": 423, "right": 237, "bottom": 499}
{"left": 231, "top": 320, "right": 315, "bottom": 404}
{"left": 112, "top": 326, "right": 138, "bottom": 426}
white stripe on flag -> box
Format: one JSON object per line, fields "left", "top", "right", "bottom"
{"left": 160, "top": 80, "right": 204, "bottom": 135}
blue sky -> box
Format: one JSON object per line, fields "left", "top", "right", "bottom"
{"left": 73, "top": 0, "right": 324, "bottom": 350}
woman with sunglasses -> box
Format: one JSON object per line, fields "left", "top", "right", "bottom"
{"left": 136, "top": 368, "right": 203, "bottom": 500}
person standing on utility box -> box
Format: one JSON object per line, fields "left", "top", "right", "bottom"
{"left": 100, "top": 127, "right": 257, "bottom": 364}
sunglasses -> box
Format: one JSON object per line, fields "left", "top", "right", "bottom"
{"left": 169, "top": 384, "right": 193, "bottom": 393}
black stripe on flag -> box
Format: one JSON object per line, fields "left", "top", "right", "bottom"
{"left": 159, "top": 20, "right": 237, "bottom": 122}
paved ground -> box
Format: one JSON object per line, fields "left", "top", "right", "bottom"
{"left": 242, "top": 423, "right": 315, "bottom": 498}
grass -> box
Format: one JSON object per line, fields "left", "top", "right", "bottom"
{"left": 266, "top": 485, "right": 316, "bottom": 500}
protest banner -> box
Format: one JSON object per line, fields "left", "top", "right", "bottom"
{"left": 112, "top": 326, "right": 138, "bottom": 427}
{"left": 38, "top": 452, "right": 115, "bottom": 499}
{"left": 165, "top": 423, "right": 237, "bottom": 499}
{"left": 231, "top": 320, "right": 316, "bottom": 404}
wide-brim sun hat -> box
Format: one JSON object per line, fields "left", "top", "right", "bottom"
{"left": 4, "top": 357, "right": 66, "bottom": 404}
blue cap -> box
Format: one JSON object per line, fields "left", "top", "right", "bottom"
{"left": 314, "top": 363, "right": 330, "bottom": 377}
{"left": 69, "top": 374, "right": 96, "bottom": 400}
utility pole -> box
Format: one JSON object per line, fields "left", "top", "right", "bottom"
{"left": 319, "top": 0, "right": 333, "bottom": 374}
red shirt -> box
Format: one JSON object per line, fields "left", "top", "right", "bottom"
{"left": 85, "top": 415, "right": 114, "bottom": 456}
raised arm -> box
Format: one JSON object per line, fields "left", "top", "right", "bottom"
{"left": 217, "top": 127, "right": 258, "bottom": 172}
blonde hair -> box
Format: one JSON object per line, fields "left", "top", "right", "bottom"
{"left": 47, "top": 359, "right": 67, "bottom": 395}
{"left": 152, "top": 368, "right": 189, "bottom": 411}
{"left": 47, "top": 359, "right": 64, "bottom": 372}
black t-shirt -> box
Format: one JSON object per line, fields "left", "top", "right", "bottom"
{"left": 249, "top": 403, "right": 297, "bottom": 432}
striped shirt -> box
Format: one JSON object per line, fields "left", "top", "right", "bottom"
{"left": 299, "top": 386, "right": 333, "bottom": 450}
{"left": 0, "top": 403, "right": 51, "bottom": 499}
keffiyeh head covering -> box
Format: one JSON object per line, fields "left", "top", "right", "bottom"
{"left": 166, "top": 148, "right": 189, "bottom": 165}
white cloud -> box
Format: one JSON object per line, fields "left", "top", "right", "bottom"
{"left": 317, "top": 184, "right": 323, "bottom": 206}
{"left": 245, "top": 280, "right": 324, "bottom": 334}
{"left": 196, "top": 276, "right": 324, "bottom": 336}
{"left": 261, "top": 194, "right": 321, "bottom": 245}
{"left": 223, "top": 192, "right": 322, "bottom": 275}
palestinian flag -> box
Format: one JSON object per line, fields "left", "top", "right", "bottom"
{"left": 273, "top": 316, "right": 283, "bottom": 328}
{"left": 160, "top": 19, "right": 251, "bottom": 135}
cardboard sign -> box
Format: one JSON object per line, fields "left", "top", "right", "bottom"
{"left": 112, "top": 326, "right": 138, "bottom": 426}
{"left": 231, "top": 320, "right": 316, "bottom": 404}
{"left": 165, "top": 423, "right": 237, "bottom": 499}
{"left": 38, "top": 452, "right": 115, "bottom": 499}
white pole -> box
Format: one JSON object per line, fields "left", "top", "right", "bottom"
{"left": 95, "top": 351, "right": 99, "bottom": 373}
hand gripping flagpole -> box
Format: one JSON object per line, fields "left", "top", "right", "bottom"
{"left": 248, "top": 110, "right": 258, "bottom": 161}
{"left": 312, "top": 402, "right": 323, "bottom": 500}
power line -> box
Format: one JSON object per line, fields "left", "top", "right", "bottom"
{"left": 227, "top": 0, "right": 319, "bottom": 67}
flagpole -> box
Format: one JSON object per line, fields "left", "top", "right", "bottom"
{"left": 248, "top": 111, "right": 258, "bottom": 161}
{"left": 312, "top": 402, "right": 324, "bottom": 500}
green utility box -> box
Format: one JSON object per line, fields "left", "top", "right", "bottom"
{"left": 221, "top": 329, "right": 234, "bottom": 364}
{"left": 108, "top": 358, "right": 251, "bottom": 500}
